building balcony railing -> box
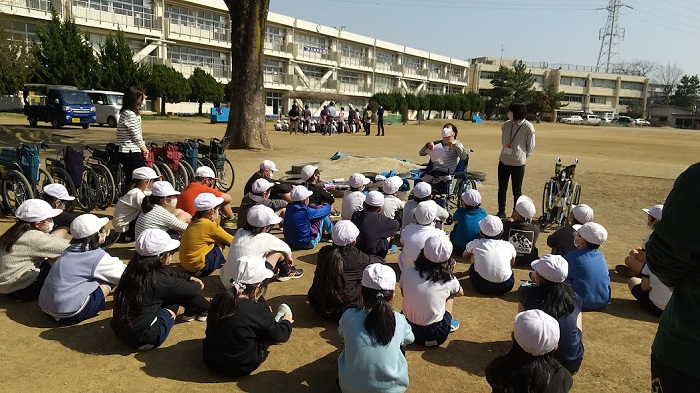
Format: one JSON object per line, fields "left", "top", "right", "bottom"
{"left": 264, "top": 40, "right": 286, "bottom": 52}
{"left": 403, "top": 66, "right": 428, "bottom": 78}
{"left": 5, "top": 0, "right": 51, "bottom": 12}
{"left": 169, "top": 61, "right": 231, "bottom": 79}
{"left": 294, "top": 44, "right": 334, "bottom": 62}
{"left": 374, "top": 61, "right": 401, "bottom": 73}
{"left": 167, "top": 21, "right": 229, "bottom": 43}
{"left": 71, "top": 5, "right": 156, "bottom": 30}
{"left": 338, "top": 82, "right": 372, "bottom": 95}
{"left": 264, "top": 73, "right": 294, "bottom": 86}
{"left": 339, "top": 56, "right": 370, "bottom": 68}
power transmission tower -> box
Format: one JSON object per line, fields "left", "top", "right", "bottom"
{"left": 595, "top": 0, "right": 632, "bottom": 73}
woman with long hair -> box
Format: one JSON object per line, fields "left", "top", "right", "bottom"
{"left": 135, "top": 180, "right": 191, "bottom": 240}
{"left": 308, "top": 220, "right": 384, "bottom": 321}
{"left": 486, "top": 309, "right": 573, "bottom": 393}
{"left": 400, "top": 235, "right": 463, "bottom": 347}
{"left": 203, "top": 255, "right": 293, "bottom": 376}
{"left": 0, "top": 199, "right": 69, "bottom": 301}
{"left": 338, "top": 264, "right": 414, "bottom": 393}
{"left": 518, "top": 254, "right": 584, "bottom": 374}
{"left": 111, "top": 229, "right": 209, "bottom": 350}
{"left": 117, "top": 86, "right": 148, "bottom": 185}
{"left": 39, "top": 214, "right": 125, "bottom": 325}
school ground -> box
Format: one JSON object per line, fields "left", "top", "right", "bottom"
{"left": 0, "top": 114, "right": 697, "bottom": 392}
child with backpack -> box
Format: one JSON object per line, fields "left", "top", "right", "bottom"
{"left": 338, "top": 263, "right": 414, "bottom": 393}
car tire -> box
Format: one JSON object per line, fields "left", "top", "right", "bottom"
{"left": 82, "top": 124, "right": 89, "bottom": 129}
{"left": 107, "top": 116, "right": 117, "bottom": 128}
{"left": 28, "top": 117, "right": 38, "bottom": 127}
{"left": 51, "top": 118, "right": 62, "bottom": 128}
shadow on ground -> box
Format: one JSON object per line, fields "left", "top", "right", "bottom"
{"left": 418, "top": 339, "right": 511, "bottom": 376}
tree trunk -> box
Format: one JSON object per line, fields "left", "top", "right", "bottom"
{"left": 198, "top": 101, "right": 203, "bottom": 115}
{"left": 223, "top": 0, "right": 271, "bottom": 150}
{"left": 160, "top": 98, "right": 166, "bottom": 116}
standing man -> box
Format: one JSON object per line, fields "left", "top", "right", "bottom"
{"left": 288, "top": 103, "right": 300, "bottom": 135}
{"left": 363, "top": 105, "right": 373, "bottom": 136}
{"left": 496, "top": 102, "right": 535, "bottom": 219}
{"left": 646, "top": 162, "right": 700, "bottom": 391}
{"left": 348, "top": 105, "right": 356, "bottom": 133}
{"left": 302, "top": 104, "right": 312, "bottom": 135}
{"left": 376, "top": 105, "right": 385, "bottom": 136}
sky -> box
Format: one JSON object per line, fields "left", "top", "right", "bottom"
{"left": 270, "top": 0, "right": 700, "bottom": 79}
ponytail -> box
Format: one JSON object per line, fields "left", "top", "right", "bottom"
{"left": 141, "top": 195, "right": 163, "bottom": 214}
{"left": 537, "top": 279, "right": 575, "bottom": 319}
{"left": 362, "top": 286, "right": 396, "bottom": 346}
{"left": 309, "top": 246, "right": 346, "bottom": 312}
{"left": 210, "top": 280, "right": 269, "bottom": 325}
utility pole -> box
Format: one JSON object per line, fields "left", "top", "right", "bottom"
{"left": 500, "top": 44, "right": 504, "bottom": 64}
{"left": 595, "top": 0, "right": 632, "bottom": 73}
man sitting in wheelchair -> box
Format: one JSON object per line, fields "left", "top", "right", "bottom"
{"left": 419, "top": 123, "right": 470, "bottom": 183}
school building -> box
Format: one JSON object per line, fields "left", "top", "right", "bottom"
{"left": 1, "top": 0, "right": 648, "bottom": 117}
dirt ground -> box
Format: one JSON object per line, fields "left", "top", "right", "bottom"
{"left": 0, "top": 114, "right": 698, "bottom": 392}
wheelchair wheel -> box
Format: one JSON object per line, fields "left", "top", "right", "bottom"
{"left": 50, "top": 167, "right": 78, "bottom": 212}
{"left": 541, "top": 180, "right": 556, "bottom": 216}
{"left": 181, "top": 161, "right": 195, "bottom": 185}
{"left": 37, "top": 167, "right": 54, "bottom": 194}
{"left": 572, "top": 183, "right": 581, "bottom": 204}
{"left": 154, "top": 161, "right": 175, "bottom": 186}
{"left": 75, "top": 166, "right": 100, "bottom": 212}
{"left": 215, "top": 158, "right": 235, "bottom": 193}
{"left": 1, "top": 170, "right": 34, "bottom": 213}
{"left": 556, "top": 181, "right": 573, "bottom": 226}
{"left": 172, "top": 162, "right": 189, "bottom": 191}
{"left": 90, "top": 163, "right": 115, "bottom": 210}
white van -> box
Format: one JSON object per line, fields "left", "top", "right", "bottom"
{"left": 85, "top": 90, "right": 124, "bottom": 127}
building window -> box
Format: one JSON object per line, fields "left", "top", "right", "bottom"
{"left": 480, "top": 71, "right": 495, "bottom": 80}
{"left": 590, "top": 96, "right": 606, "bottom": 104}
{"left": 572, "top": 77, "right": 587, "bottom": 87}
{"left": 563, "top": 94, "right": 583, "bottom": 103}
{"left": 450, "top": 67, "right": 463, "bottom": 78}
{"left": 10, "top": 22, "right": 37, "bottom": 44}
{"left": 376, "top": 50, "right": 396, "bottom": 65}
{"left": 167, "top": 45, "right": 227, "bottom": 77}
{"left": 478, "top": 89, "right": 490, "bottom": 97}
{"left": 375, "top": 76, "right": 395, "bottom": 93}
{"left": 339, "top": 43, "right": 367, "bottom": 60}
{"left": 164, "top": 5, "right": 227, "bottom": 39}
{"left": 338, "top": 71, "right": 360, "bottom": 84}
{"left": 619, "top": 98, "right": 642, "bottom": 106}
{"left": 404, "top": 80, "right": 421, "bottom": 91}
{"left": 621, "top": 81, "right": 644, "bottom": 91}
{"left": 403, "top": 56, "right": 423, "bottom": 70}
{"left": 447, "top": 86, "right": 463, "bottom": 94}
{"left": 298, "top": 64, "right": 325, "bottom": 79}
{"left": 295, "top": 33, "right": 327, "bottom": 53}
{"left": 426, "top": 83, "right": 443, "bottom": 94}
{"left": 592, "top": 78, "right": 616, "bottom": 89}
{"left": 263, "top": 59, "right": 284, "bottom": 75}
{"left": 531, "top": 75, "right": 544, "bottom": 84}
{"left": 428, "top": 62, "right": 444, "bottom": 73}
{"left": 560, "top": 76, "right": 572, "bottom": 85}
{"left": 265, "top": 26, "right": 285, "bottom": 51}
{"left": 265, "top": 92, "right": 283, "bottom": 114}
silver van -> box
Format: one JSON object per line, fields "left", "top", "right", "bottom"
{"left": 85, "top": 90, "right": 124, "bottom": 127}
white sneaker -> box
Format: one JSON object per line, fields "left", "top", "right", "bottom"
{"left": 275, "top": 303, "right": 292, "bottom": 322}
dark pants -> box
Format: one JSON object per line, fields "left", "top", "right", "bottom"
{"left": 377, "top": 120, "right": 385, "bottom": 135}
{"left": 119, "top": 151, "right": 146, "bottom": 186}
{"left": 7, "top": 261, "right": 51, "bottom": 301}
{"left": 364, "top": 122, "right": 371, "bottom": 135}
{"left": 192, "top": 246, "right": 225, "bottom": 277}
{"left": 631, "top": 284, "right": 664, "bottom": 317}
{"left": 497, "top": 161, "right": 526, "bottom": 215}
{"left": 468, "top": 265, "right": 514, "bottom": 296}
{"left": 407, "top": 311, "right": 452, "bottom": 347}
{"left": 265, "top": 259, "right": 292, "bottom": 277}
{"left": 652, "top": 354, "right": 700, "bottom": 393}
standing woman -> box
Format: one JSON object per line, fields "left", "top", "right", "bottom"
{"left": 117, "top": 86, "right": 149, "bottom": 186}
{"left": 497, "top": 102, "right": 535, "bottom": 218}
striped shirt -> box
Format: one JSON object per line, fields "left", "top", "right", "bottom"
{"left": 419, "top": 140, "right": 469, "bottom": 173}
{"left": 135, "top": 204, "right": 189, "bottom": 239}
{"left": 116, "top": 109, "right": 145, "bottom": 153}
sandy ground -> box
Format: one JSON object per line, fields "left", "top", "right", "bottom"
{"left": 0, "top": 113, "right": 698, "bottom": 392}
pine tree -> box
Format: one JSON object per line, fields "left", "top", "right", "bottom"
{"left": 188, "top": 68, "right": 223, "bottom": 114}
{"left": 97, "top": 29, "right": 142, "bottom": 92}
{"left": 511, "top": 61, "right": 535, "bottom": 103}
{"left": 144, "top": 64, "right": 190, "bottom": 115}
{"left": 489, "top": 66, "right": 514, "bottom": 113}
{"left": 671, "top": 75, "right": 700, "bottom": 110}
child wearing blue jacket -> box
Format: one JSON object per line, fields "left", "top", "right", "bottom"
{"left": 450, "top": 189, "right": 487, "bottom": 256}
{"left": 565, "top": 222, "right": 611, "bottom": 311}
{"left": 283, "top": 185, "right": 332, "bottom": 250}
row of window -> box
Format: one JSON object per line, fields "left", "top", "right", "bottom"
{"left": 164, "top": 5, "right": 227, "bottom": 31}
{"left": 167, "top": 45, "right": 226, "bottom": 69}
{"left": 71, "top": 0, "right": 151, "bottom": 15}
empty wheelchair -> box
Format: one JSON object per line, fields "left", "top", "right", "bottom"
{"left": 539, "top": 157, "right": 581, "bottom": 229}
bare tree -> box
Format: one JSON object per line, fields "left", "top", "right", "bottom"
{"left": 223, "top": 0, "right": 271, "bottom": 149}
{"left": 612, "top": 59, "right": 658, "bottom": 76}
{"left": 652, "top": 63, "right": 684, "bottom": 106}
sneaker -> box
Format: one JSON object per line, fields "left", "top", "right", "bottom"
{"left": 450, "top": 318, "right": 460, "bottom": 332}
{"left": 387, "top": 244, "right": 399, "bottom": 254}
{"left": 275, "top": 303, "right": 292, "bottom": 322}
{"left": 221, "top": 217, "right": 236, "bottom": 230}
{"left": 100, "top": 231, "right": 120, "bottom": 249}
{"left": 182, "top": 310, "right": 207, "bottom": 322}
{"left": 277, "top": 268, "right": 304, "bottom": 282}
{"left": 615, "top": 264, "right": 631, "bottom": 276}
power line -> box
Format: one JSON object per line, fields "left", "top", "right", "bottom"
{"left": 319, "top": 0, "right": 597, "bottom": 10}
{"left": 624, "top": 1, "right": 699, "bottom": 29}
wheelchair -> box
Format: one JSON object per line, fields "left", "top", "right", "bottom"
{"left": 196, "top": 137, "right": 235, "bottom": 192}
{"left": 0, "top": 143, "right": 53, "bottom": 212}
{"left": 538, "top": 157, "right": 581, "bottom": 229}
{"left": 418, "top": 151, "right": 477, "bottom": 223}
{"left": 45, "top": 146, "right": 101, "bottom": 212}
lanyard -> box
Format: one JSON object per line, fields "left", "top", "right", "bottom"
{"left": 509, "top": 121, "right": 525, "bottom": 146}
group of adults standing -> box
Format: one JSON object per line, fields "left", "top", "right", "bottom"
{"left": 286, "top": 101, "right": 384, "bottom": 136}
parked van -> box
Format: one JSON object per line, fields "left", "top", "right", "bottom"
{"left": 23, "top": 84, "right": 96, "bottom": 129}
{"left": 85, "top": 90, "right": 124, "bottom": 127}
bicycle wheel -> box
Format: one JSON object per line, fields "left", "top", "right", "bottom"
{"left": 172, "top": 162, "right": 189, "bottom": 191}
{"left": 1, "top": 170, "right": 34, "bottom": 213}
{"left": 154, "top": 161, "right": 175, "bottom": 185}
{"left": 181, "top": 161, "right": 195, "bottom": 185}
{"left": 37, "top": 167, "right": 54, "bottom": 194}
{"left": 50, "top": 167, "right": 78, "bottom": 211}
{"left": 76, "top": 166, "right": 100, "bottom": 211}
{"left": 215, "top": 158, "right": 235, "bottom": 192}
{"left": 90, "top": 163, "right": 115, "bottom": 210}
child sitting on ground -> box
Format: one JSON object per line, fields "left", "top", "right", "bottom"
{"left": 112, "top": 167, "right": 160, "bottom": 243}
{"left": 451, "top": 189, "right": 487, "bottom": 256}
{"left": 341, "top": 173, "right": 370, "bottom": 220}
{"left": 565, "top": 222, "right": 611, "bottom": 311}
{"left": 502, "top": 196, "right": 540, "bottom": 266}
{"left": 401, "top": 182, "right": 449, "bottom": 230}
{"left": 547, "top": 204, "right": 594, "bottom": 256}
{"left": 400, "top": 235, "right": 464, "bottom": 347}
{"left": 485, "top": 310, "right": 573, "bottom": 393}
{"left": 381, "top": 176, "right": 405, "bottom": 225}
{"left": 351, "top": 191, "right": 400, "bottom": 258}
{"left": 463, "top": 215, "right": 517, "bottom": 296}
{"left": 283, "top": 185, "right": 333, "bottom": 250}
{"left": 338, "top": 264, "right": 414, "bottom": 393}
{"left": 397, "top": 200, "right": 442, "bottom": 271}
{"left": 617, "top": 204, "right": 662, "bottom": 277}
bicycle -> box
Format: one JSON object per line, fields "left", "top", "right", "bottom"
{"left": 0, "top": 143, "right": 53, "bottom": 212}
{"left": 45, "top": 146, "right": 101, "bottom": 212}
{"left": 196, "top": 137, "right": 235, "bottom": 192}
{"left": 83, "top": 145, "right": 118, "bottom": 210}
{"left": 539, "top": 157, "right": 582, "bottom": 229}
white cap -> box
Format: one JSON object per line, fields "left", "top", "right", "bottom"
{"left": 415, "top": 200, "right": 438, "bottom": 225}
{"left": 15, "top": 199, "right": 63, "bottom": 223}
{"left": 260, "top": 160, "right": 278, "bottom": 172}
{"left": 247, "top": 204, "right": 282, "bottom": 227}
{"left": 365, "top": 191, "right": 384, "bottom": 207}
{"left": 441, "top": 127, "right": 454, "bottom": 138}
{"left": 424, "top": 234, "right": 453, "bottom": 263}
{"left": 478, "top": 215, "right": 503, "bottom": 237}
{"left": 413, "top": 182, "right": 432, "bottom": 199}
{"left": 70, "top": 214, "right": 109, "bottom": 239}
{"left": 571, "top": 204, "right": 594, "bottom": 224}
{"left": 290, "top": 185, "right": 314, "bottom": 202}
{"left": 43, "top": 183, "right": 75, "bottom": 201}
{"left": 382, "top": 176, "right": 402, "bottom": 195}
{"left": 195, "top": 166, "right": 217, "bottom": 179}
{"left": 643, "top": 204, "right": 663, "bottom": 221}
{"left": 151, "top": 181, "right": 180, "bottom": 197}
{"left": 361, "top": 264, "right": 396, "bottom": 291}
{"left": 135, "top": 228, "right": 181, "bottom": 257}
{"left": 332, "top": 220, "right": 360, "bottom": 246}
{"left": 232, "top": 255, "right": 274, "bottom": 286}
{"left": 132, "top": 167, "right": 161, "bottom": 180}
{"left": 514, "top": 310, "right": 560, "bottom": 356}
{"left": 515, "top": 195, "right": 536, "bottom": 220}
{"left": 193, "top": 192, "right": 224, "bottom": 211}
{"left": 300, "top": 165, "right": 318, "bottom": 182}
{"left": 573, "top": 222, "right": 608, "bottom": 245}
{"left": 461, "top": 189, "right": 481, "bottom": 206}
{"left": 531, "top": 254, "right": 568, "bottom": 283}
{"left": 251, "top": 178, "right": 274, "bottom": 194}
{"left": 349, "top": 173, "right": 370, "bottom": 188}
